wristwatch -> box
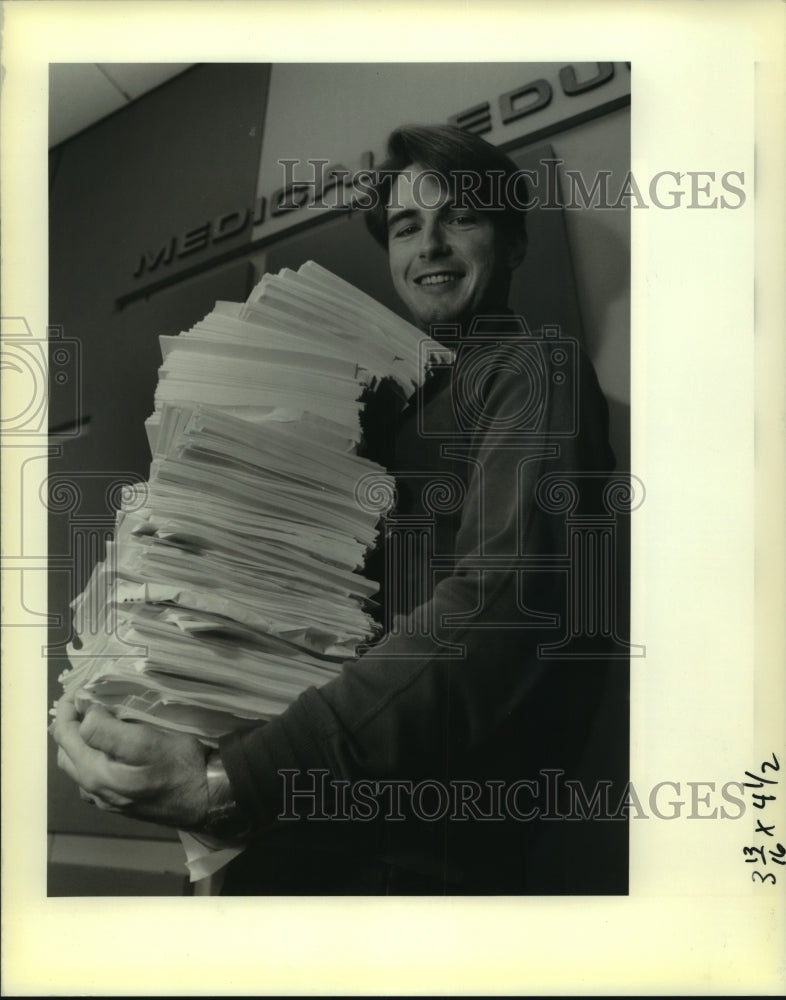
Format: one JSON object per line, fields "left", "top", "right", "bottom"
{"left": 202, "top": 747, "right": 253, "bottom": 842}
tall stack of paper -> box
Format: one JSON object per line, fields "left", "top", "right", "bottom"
{"left": 61, "top": 263, "right": 450, "bottom": 740}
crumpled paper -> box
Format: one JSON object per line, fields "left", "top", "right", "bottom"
{"left": 178, "top": 829, "right": 246, "bottom": 883}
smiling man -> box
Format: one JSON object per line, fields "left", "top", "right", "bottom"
{"left": 385, "top": 168, "right": 524, "bottom": 330}
{"left": 53, "top": 124, "right": 626, "bottom": 895}
{"left": 367, "top": 126, "right": 528, "bottom": 332}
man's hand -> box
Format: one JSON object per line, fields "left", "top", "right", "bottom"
{"left": 51, "top": 694, "right": 209, "bottom": 831}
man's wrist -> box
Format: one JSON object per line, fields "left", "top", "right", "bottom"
{"left": 201, "top": 747, "right": 253, "bottom": 842}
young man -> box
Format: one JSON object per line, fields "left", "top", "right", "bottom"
{"left": 53, "top": 125, "right": 626, "bottom": 894}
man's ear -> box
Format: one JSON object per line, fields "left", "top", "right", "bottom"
{"left": 505, "top": 232, "right": 527, "bottom": 271}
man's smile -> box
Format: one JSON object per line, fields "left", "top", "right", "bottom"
{"left": 414, "top": 270, "right": 463, "bottom": 287}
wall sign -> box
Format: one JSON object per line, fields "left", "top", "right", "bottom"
{"left": 126, "top": 62, "right": 630, "bottom": 300}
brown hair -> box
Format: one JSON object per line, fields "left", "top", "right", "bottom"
{"left": 364, "top": 124, "right": 528, "bottom": 251}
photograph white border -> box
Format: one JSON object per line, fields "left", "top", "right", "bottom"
{"left": 2, "top": 1, "right": 784, "bottom": 994}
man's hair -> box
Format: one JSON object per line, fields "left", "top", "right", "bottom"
{"left": 364, "top": 124, "right": 528, "bottom": 251}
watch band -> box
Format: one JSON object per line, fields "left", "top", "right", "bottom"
{"left": 202, "top": 748, "right": 253, "bottom": 842}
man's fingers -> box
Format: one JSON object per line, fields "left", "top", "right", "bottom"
{"left": 54, "top": 697, "right": 153, "bottom": 774}
{"left": 60, "top": 747, "right": 135, "bottom": 809}
{"left": 79, "top": 786, "right": 129, "bottom": 813}
{"left": 52, "top": 694, "right": 80, "bottom": 736}
{"left": 91, "top": 797, "right": 127, "bottom": 813}
{"left": 52, "top": 695, "right": 204, "bottom": 824}
{"left": 57, "top": 745, "right": 80, "bottom": 785}
{"left": 54, "top": 700, "right": 109, "bottom": 777}
{"left": 78, "top": 704, "right": 157, "bottom": 763}
{"left": 55, "top": 718, "right": 139, "bottom": 803}
{"left": 56, "top": 739, "right": 104, "bottom": 794}
{"left": 52, "top": 695, "right": 92, "bottom": 763}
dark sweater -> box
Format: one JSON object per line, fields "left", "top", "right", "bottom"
{"left": 219, "top": 329, "right": 628, "bottom": 894}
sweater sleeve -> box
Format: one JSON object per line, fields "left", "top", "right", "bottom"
{"left": 219, "top": 344, "right": 615, "bottom": 828}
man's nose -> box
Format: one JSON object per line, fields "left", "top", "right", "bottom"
{"left": 418, "top": 220, "right": 449, "bottom": 259}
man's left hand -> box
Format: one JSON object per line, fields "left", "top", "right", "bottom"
{"left": 51, "top": 695, "right": 209, "bottom": 831}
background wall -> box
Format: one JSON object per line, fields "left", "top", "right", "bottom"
{"left": 48, "top": 64, "right": 270, "bottom": 893}
{"left": 48, "top": 61, "right": 630, "bottom": 894}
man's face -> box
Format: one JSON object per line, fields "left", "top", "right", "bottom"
{"left": 386, "top": 163, "right": 520, "bottom": 331}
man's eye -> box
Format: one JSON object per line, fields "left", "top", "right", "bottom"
{"left": 393, "top": 224, "right": 417, "bottom": 238}
{"left": 448, "top": 215, "right": 473, "bottom": 226}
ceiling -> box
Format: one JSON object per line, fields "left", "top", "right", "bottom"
{"left": 49, "top": 63, "right": 195, "bottom": 147}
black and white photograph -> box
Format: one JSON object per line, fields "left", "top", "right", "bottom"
{"left": 2, "top": 1, "right": 784, "bottom": 995}
{"left": 44, "top": 60, "right": 632, "bottom": 899}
